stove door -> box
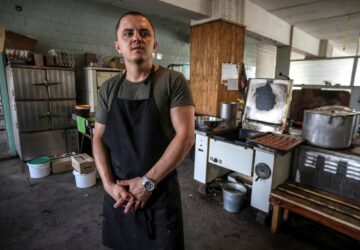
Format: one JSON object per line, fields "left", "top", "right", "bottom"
{"left": 208, "top": 139, "right": 254, "bottom": 176}
{"left": 251, "top": 149, "right": 292, "bottom": 213}
{"left": 242, "top": 78, "right": 293, "bottom": 133}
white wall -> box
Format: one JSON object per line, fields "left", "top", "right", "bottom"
{"left": 256, "top": 43, "right": 277, "bottom": 78}
{"left": 160, "top": 0, "right": 211, "bottom": 17}
{"left": 292, "top": 27, "right": 320, "bottom": 56}
{"left": 243, "top": 0, "right": 290, "bottom": 46}
{"left": 244, "top": 35, "right": 259, "bottom": 78}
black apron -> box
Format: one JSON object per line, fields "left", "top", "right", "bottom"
{"left": 102, "top": 67, "right": 184, "bottom": 250}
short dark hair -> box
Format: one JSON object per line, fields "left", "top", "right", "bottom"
{"left": 115, "top": 11, "right": 155, "bottom": 39}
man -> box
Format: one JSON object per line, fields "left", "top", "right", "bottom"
{"left": 93, "top": 11, "right": 195, "bottom": 250}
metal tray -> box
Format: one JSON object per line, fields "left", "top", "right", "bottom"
{"left": 247, "top": 132, "right": 304, "bottom": 154}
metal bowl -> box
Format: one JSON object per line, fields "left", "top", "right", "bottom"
{"left": 195, "top": 116, "right": 223, "bottom": 129}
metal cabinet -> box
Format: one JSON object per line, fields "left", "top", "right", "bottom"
{"left": 6, "top": 65, "right": 78, "bottom": 161}
{"left": 47, "top": 69, "right": 76, "bottom": 99}
{"left": 16, "top": 101, "right": 50, "bottom": 132}
{"left": 77, "top": 67, "right": 123, "bottom": 112}
{"left": 11, "top": 67, "right": 47, "bottom": 99}
{"left": 49, "top": 100, "right": 76, "bottom": 129}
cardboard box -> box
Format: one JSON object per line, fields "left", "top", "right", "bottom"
{"left": 71, "top": 153, "right": 96, "bottom": 174}
{"left": 34, "top": 53, "right": 44, "bottom": 66}
{"left": 45, "top": 55, "right": 55, "bottom": 66}
{"left": 0, "top": 26, "right": 37, "bottom": 52}
{"left": 107, "top": 57, "right": 125, "bottom": 69}
{"left": 52, "top": 157, "right": 72, "bottom": 174}
{"left": 85, "top": 52, "right": 98, "bottom": 66}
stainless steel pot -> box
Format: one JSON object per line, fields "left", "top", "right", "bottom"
{"left": 220, "top": 102, "right": 239, "bottom": 128}
{"left": 302, "top": 106, "right": 358, "bottom": 149}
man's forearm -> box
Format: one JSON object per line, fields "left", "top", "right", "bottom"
{"left": 146, "top": 132, "right": 194, "bottom": 183}
{"left": 93, "top": 137, "right": 115, "bottom": 192}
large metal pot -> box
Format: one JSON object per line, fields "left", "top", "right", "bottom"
{"left": 220, "top": 102, "right": 239, "bottom": 128}
{"left": 302, "top": 106, "right": 358, "bottom": 149}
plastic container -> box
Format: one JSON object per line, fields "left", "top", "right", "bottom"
{"left": 73, "top": 169, "right": 96, "bottom": 188}
{"left": 222, "top": 182, "right": 247, "bottom": 212}
{"left": 27, "top": 156, "right": 51, "bottom": 178}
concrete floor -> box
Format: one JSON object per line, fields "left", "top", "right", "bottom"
{"left": 0, "top": 157, "right": 359, "bottom": 250}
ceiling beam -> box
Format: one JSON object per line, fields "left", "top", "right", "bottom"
{"left": 268, "top": 0, "right": 323, "bottom": 13}
{"left": 293, "top": 11, "right": 360, "bottom": 25}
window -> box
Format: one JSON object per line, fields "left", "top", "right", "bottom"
{"left": 354, "top": 60, "right": 360, "bottom": 86}
{"left": 289, "top": 58, "right": 354, "bottom": 86}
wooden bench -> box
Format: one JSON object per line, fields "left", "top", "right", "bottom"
{"left": 269, "top": 181, "right": 360, "bottom": 240}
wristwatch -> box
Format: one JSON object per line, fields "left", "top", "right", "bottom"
{"left": 141, "top": 176, "right": 156, "bottom": 192}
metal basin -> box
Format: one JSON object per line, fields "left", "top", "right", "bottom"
{"left": 195, "top": 116, "right": 223, "bottom": 129}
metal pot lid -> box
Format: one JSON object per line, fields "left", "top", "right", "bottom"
{"left": 305, "top": 107, "right": 358, "bottom": 116}
{"left": 316, "top": 105, "right": 354, "bottom": 112}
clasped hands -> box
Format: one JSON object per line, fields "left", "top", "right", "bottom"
{"left": 109, "top": 177, "right": 152, "bottom": 214}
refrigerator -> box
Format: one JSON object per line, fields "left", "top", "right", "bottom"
{"left": 6, "top": 65, "right": 78, "bottom": 161}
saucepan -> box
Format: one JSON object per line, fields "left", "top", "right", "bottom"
{"left": 195, "top": 116, "right": 223, "bottom": 130}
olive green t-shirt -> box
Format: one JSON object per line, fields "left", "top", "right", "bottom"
{"left": 95, "top": 66, "right": 194, "bottom": 140}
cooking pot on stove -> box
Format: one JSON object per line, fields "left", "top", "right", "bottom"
{"left": 220, "top": 102, "right": 239, "bottom": 128}
{"left": 302, "top": 106, "right": 359, "bottom": 149}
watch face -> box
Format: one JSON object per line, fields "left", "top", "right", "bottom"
{"left": 144, "top": 181, "right": 155, "bottom": 191}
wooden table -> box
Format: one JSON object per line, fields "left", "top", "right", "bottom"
{"left": 269, "top": 181, "right": 360, "bottom": 240}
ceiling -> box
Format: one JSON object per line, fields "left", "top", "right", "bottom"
{"left": 250, "top": 0, "right": 360, "bottom": 56}
{"left": 96, "top": 0, "right": 360, "bottom": 57}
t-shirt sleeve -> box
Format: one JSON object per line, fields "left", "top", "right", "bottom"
{"left": 170, "top": 73, "right": 194, "bottom": 108}
{"left": 95, "top": 84, "right": 109, "bottom": 124}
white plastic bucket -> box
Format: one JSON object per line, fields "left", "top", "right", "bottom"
{"left": 27, "top": 156, "right": 51, "bottom": 178}
{"left": 222, "top": 182, "right": 247, "bottom": 212}
{"left": 73, "top": 169, "right": 96, "bottom": 188}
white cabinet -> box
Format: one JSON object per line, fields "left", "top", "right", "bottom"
{"left": 194, "top": 134, "right": 209, "bottom": 183}
{"left": 251, "top": 149, "right": 292, "bottom": 213}
{"left": 77, "top": 67, "right": 123, "bottom": 112}
{"left": 194, "top": 134, "right": 230, "bottom": 184}
{"left": 208, "top": 139, "right": 254, "bottom": 176}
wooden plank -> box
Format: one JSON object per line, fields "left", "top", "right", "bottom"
{"left": 278, "top": 184, "right": 360, "bottom": 220}
{"left": 270, "top": 190, "right": 360, "bottom": 230}
{"left": 270, "top": 194, "right": 360, "bottom": 240}
{"left": 285, "top": 181, "right": 360, "bottom": 210}
{"left": 282, "top": 209, "right": 289, "bottom": 222}
{"left": 271, "top": 205, "right": 281, "bottom": 233}
{"left": 190, "top": 20, "right": 244, "bottom": 116}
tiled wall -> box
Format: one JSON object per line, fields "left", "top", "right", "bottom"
{"left": 0, "top": 0, "right": 261, "bottom": 74}
{"left": 0, "top": 0, "right": 190, "bottom": 67}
